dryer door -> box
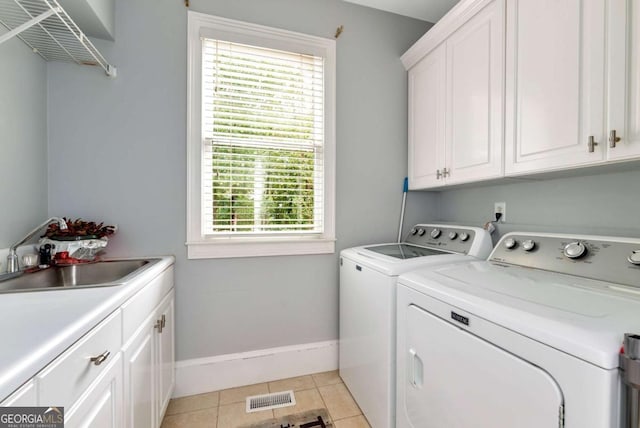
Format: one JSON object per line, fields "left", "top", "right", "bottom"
{"left": 401, "top": 304, "right": 563, "bottom": 428}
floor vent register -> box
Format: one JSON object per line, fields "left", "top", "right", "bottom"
{"left": 246, "top": 390, "right": 296, "bottom": 413}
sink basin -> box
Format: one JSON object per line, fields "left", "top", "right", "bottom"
{"left": 0, "top": 259, "right": 157, "bottom": 293}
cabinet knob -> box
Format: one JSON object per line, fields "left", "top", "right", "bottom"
{"left": 90, "top": 350, "right": 111, "bottom": 366}
{"left": 609, "top": 130, "right": 621, "bottom": 148}
{"left": 588, "top": 136, "right": 598, "bottom": 153}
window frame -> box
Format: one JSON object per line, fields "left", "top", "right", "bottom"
{"left": 186, "top": 11, "right": 336, "bottom": 259}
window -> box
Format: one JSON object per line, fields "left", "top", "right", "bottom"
{"left": 187, "top": 12, "right": 336, "bottom": 259}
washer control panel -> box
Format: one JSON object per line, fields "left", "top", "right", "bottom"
{"left": 491, "top": 233, "right": 640, "bottom": 287}
{"left": 406, "top": 224, "right": 479, "bottom": 255}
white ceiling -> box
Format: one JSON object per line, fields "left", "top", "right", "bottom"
{"left": 343, "top": 0, "right": 461, "bottom": 23}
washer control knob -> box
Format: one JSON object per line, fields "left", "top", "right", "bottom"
{"left": 430, "top": 228, "right": 441, "bottom": 239}
{"left": 628, "top": 250, "right": 640, "bottom": 265}
{"left": 459, "top": 232, "right": 470, "bottom": 242}
{"left": 504, "top": 238, "right": 517, "bottom": 250}
{"left": 410, "top": 227, "right": 418, "bottom": 235}
{"left": 564, "top": 242, "right": 588, "bottom": 259}
{"left": 417, "top": 228, "right": 426, "bottom": 236}
{"left": 522, "top": 239, "right": 536, "bottom": 252}
{"left": 448, "top": 231, "right": 458, "bottom": 240}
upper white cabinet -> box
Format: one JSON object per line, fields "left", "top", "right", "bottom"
{"left": 408, "top": 45, "right": 446, "bottom": 189}
{"left": 404, "top": 0, "right": 505, "bottom": 189}
{"left": 445, "top": 0, "right": 504, "bottom": 185}
{"left": 406, "top": 0, "right": 640, "bottom": 187}
{"left": 607, "top": 0, "right": 640, "bottom": 161}
{"left": 504, "top": 0, "right": 607, "bottom": 174}
{"left": 505, "top": 0, "right": 640, "bottom": 175}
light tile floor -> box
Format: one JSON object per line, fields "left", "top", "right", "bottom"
{"left": 161, "top": 371, "right": 371, "bottom": 428}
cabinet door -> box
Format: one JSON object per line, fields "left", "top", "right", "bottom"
{"left": 156, "top": 292, "right": 175, "bottom": 423}
{"left": 408, "top": 44, "right": 446, "bottom": 189}
{"left": 65, "top": 352, "right": 123, "bottom": 428}
{"left": 445, "top": 0, "right": 504, "bottom": 185}
{"left": 608, "top": 0, "right": 640, "bottom": 160}
{"left": 505, "top": 0, "right": 606, "bottom": 174}
{"left": 123, "top": 321, "right": 155, "bottom": 428}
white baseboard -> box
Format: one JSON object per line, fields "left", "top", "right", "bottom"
{"left": 173, "top": 340, "right": 338, "bottom": 398}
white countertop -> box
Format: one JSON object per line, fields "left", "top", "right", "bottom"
{"left": 0, "top": 256, "right": 175, "bottom": 400}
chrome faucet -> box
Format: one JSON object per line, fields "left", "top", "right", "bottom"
{"left": 6, "top": 217, "right": 68, "bottom": 273}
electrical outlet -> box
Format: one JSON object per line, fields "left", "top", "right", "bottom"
{"left": 494, "top": 202, "right": 506, "bottom": 222}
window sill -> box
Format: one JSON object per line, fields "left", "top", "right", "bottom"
{"left": 186, "top": 237, "right": 336, "bottom": 259}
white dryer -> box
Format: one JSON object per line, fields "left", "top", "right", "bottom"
{"left": 339, "top": 224, "right": 492, "bottom": 428}
{"left": 396, "top": 232, "right": 640, "bottom": 428}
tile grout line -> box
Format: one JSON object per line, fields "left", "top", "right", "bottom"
{"left": 314, "top": 384, "right": 333, "bottom": 424}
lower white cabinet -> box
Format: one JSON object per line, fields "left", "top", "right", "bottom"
{"left": 0, "top": 265, "right": 175, "bottom": 428}
{"left": 123, "top": 321, "right": 155, "bottom": 427}
{"left": 65, "top": 352, "right": 123, "bottom": 428}
{"left": 123, "top": 290, "right": 175, "bottom": 428}
{"left": 157, "top": 295, "right": 175, "bottom": 421}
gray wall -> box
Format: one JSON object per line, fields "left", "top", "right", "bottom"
{"left": 47, "top": 0, "right": 434, "bottom": 359}
{"left": 0, "top": 29, "right": 48, "bottom": 249}
{"left": 436, "top": 168, "right": 640, "bottom": 243}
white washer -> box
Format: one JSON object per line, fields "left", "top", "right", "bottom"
{"left": 396, "top": 232, "right": 640, "bottom": 428}
{"left": 339, "top": 224, "right": 492, "bottom": 428}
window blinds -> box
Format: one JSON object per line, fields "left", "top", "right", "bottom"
{"left": 201, "top": 38, "right": 325, "bottom": 235}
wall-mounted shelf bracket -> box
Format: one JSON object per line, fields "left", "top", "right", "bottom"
{"left": 0, "top": 0, "right": 117, "bottom": 78}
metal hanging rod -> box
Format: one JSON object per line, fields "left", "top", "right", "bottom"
{"left": 0, "top": 0, "right": 117, "bottom": 77}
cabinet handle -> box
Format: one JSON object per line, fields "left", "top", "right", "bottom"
{"left": 442, "top": 168, "right": 450, "bottom": 178}
{"left": 155, "top": 318, "right": 163, "bottom": 333}
{"left": 436, "top": 169, "right": 442, "bottom": 180}
{"left": 161, "top": 314, "right": 166, "bottom": 329}
{"left": 588, "top": 136, "right": 598, "bottom": 153}
{"left": 609, "top": 130, "right": 621, "bottom": 148}
{"left": 90, "top": 350, "right": 111, "bottom": 366}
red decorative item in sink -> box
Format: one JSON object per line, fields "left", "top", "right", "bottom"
{"left": 41, "top": 218, "right": 117, "bottom": 263}
{"left": 43, "top": 218, "right": 116, "bottom": 240}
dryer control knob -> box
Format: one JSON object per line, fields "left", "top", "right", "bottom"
{"left": 417, "top": 228, "right": 426, "bottom": 236}
{"left": 628, "top": 250, "right": 640, "bottom": 265}
{"left": 564, "top": 242, "right": 588, "bottom": 259}
{"left": 430, "top": 228, "right": 441, "bottom": 239}
{"left": 459, "top": 232, "right": 470, "bottom": 242}
{"left": 522, "top": 239, "right": 536, "bottom": 252}
{"left": 504, "top": 238, "right": 517, "bottom": 250}
{"left": 448, "top": 231, "right": 458, "bottom": 240}
{"left": 410, "top": 227, "right": 418, "bottom": 235}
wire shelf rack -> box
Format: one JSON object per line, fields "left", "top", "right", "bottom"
{"left": 0, "top": 0, "right": 116, "bottom": 77}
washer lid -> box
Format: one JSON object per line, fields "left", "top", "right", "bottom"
{"left": 363, "top": 243, "right": 450, "bottom": 259}
{"left": 341, "top": 245, "right": 477, "bottom": 276}
{"left": 399, "top": 261, "right": 640, "bottom": 369}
